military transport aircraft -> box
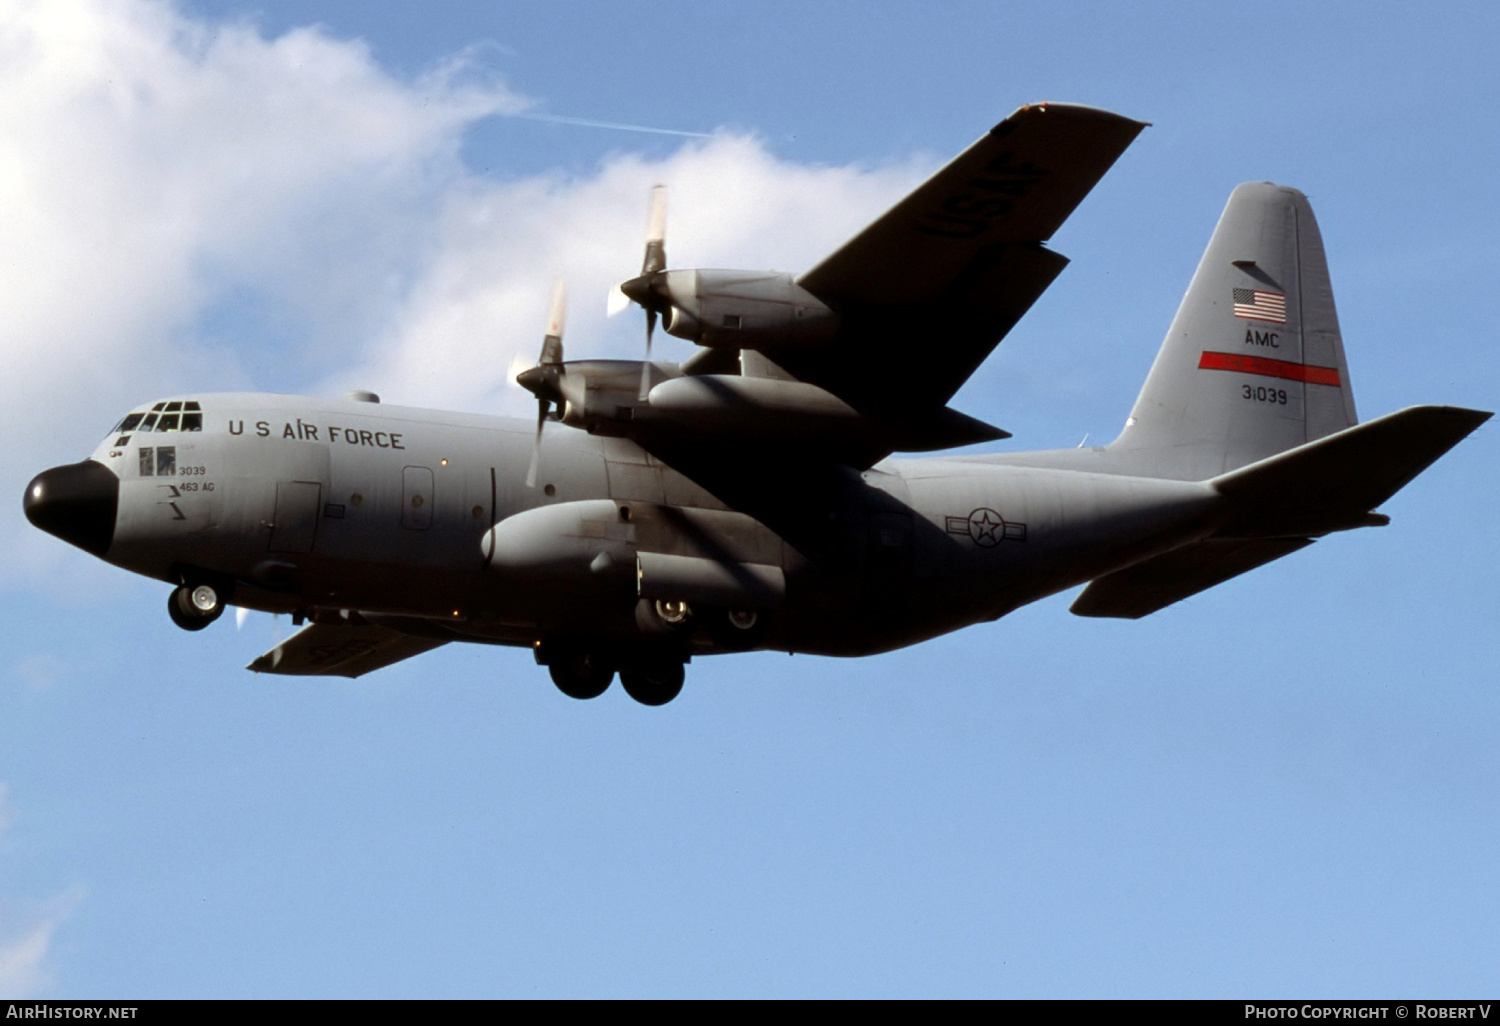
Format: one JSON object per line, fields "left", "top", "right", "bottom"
{"left": 23, "top": 102, "right": 1490, "bottom": 706}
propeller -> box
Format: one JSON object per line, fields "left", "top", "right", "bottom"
{"left": 611, "top": 185, "right": 669, "bottom": 400}
{"left": 515, "top": 280, "right": 568, "bottom": 489}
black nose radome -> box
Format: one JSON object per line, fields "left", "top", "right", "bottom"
{"left": 24, "top": 460, "right": 119, "bottom": 557}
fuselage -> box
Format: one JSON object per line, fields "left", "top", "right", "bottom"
{"left": 29, "top": 391, "right": 1222, "bottom": 660}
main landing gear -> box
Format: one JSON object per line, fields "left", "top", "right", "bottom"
{"left": 618, "top": 657, "right": 685, "bottom": 707}
{"left": 548, "top": 650, "right": 614, "bottom": 700}
{"left": 167, "top": 582, "right": 226, "bottom": 631}
{"left": 541, "top": 645, "right": 687, "bottom": 707}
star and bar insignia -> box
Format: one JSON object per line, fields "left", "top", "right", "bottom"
{"left": 945, "top": 507, "right": 1027, "bottom": 548}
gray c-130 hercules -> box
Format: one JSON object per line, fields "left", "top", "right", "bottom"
{"left": 23, "top": 103, "right": 1490, "bottom": 706}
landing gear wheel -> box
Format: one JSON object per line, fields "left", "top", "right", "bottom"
{"left": 168, "top": 583, "right": 224, "bottom": 631}
{"left": 619, "top": 659, "right": 685, "bottom": 707}
{"left": 548, "top": 651, "right": 615, "bottom": 700}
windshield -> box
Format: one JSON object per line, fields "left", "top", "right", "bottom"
{"left": 109, "top": 400, "right": 203, "bottom": 442}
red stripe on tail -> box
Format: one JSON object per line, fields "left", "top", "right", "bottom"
{"left": 1198, "top": 351, "right": 1341, "bottom": 386}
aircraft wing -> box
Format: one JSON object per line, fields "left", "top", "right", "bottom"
{"left": 247, "top": 621, "right": 447, "bottom": 678}
{"left": 777, "top": 103, "right": 1146, "bottom": 413}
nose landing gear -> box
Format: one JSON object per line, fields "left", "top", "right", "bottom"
{"left": 167, "top": 582, "right": 226, "bottom": 631}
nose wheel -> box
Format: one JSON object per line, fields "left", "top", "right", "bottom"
{"left": 168, "top": 583, "right": 225, "bottom": 631}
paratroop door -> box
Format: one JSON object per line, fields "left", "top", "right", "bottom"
{"left": 268, "top": 481, "right": 321, "bottom": 553}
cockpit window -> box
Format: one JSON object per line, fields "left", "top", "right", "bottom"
{"left": 112, "top": 401, "right": 204, "bottom": 439}
{"left": 138, "top": 446, "right": 175, "bottom": 476}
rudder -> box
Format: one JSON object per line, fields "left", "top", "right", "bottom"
{"left": 1108, "top": 182, "right": 1357, "bottom": 480}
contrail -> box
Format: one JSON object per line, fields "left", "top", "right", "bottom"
{"left": 510, "top": 112, "right": 713, "bottom": 139}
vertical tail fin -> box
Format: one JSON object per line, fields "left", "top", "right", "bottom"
{"left": 1108, "top": 182, "right": 1358, "bottom": 480}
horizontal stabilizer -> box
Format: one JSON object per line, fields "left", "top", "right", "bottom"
{"left": 247, "top": 621, "right": 447, "bottom": 678}
{"left": 1212, "top": 405, "right": 1491, "bottom": 537}
{"left": 1070, "top": 537, "right": 1314, "bottom": 619}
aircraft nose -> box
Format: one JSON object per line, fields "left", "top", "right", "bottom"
{"left": 23, "top": 460, "right": 120, "bottom": 557}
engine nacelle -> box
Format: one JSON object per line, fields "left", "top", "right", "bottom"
{"left": 547, "top": 361, "right": 642, "bottom": 430}
{"left": 647, "top": 375, "right": 865, "bottom": 441}
{"left": 657, "top": 270, "right": 839, "bottom": 349}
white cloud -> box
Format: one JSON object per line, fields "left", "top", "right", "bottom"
{"left": 14, "top": 654, "right": 61, "bottom": 692}
{"left": 0, "top": 0, "right": 930, "bottom": 590}
{"left": 345, "top": 134, "right": 929, "bottom": 414}
{"left": 0, "top": 0, "right": 522, "bottom": 586}
{"left": 0, "top": 787, "right": 82, "bottom": 998}
{"left": 0, "top": 886, "right": 83, "bottom": 999}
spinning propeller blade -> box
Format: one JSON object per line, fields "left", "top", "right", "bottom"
{"left": 606, "top": 185, "right": 670, "bottom": 400}
{"left": 517, "top": 280, "right": 568, "bottom": 489}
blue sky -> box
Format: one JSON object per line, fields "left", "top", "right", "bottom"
{"left": 1, "top": 0, "right": 1497, "bottom": 998}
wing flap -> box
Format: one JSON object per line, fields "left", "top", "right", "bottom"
{"left": 1070, "top": 537, "right": 1314, "bottom": 619}
{"left": 247, "top": 621, "right": 447, "bottom": 678}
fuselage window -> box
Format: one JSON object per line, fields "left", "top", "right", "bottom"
{"left": 114, "top": 436, "right": 131, "bottom": 447}
{"left": 184, "top": 401, "right": 201, "bottom": 412}
{"left": 155, "top": 446, "right": 175, "bottom": 476}
{"left": 182, "top": 413, "right": 202, "bottom": 431}
{"left": 139, "top": 448, "right": 154, "bottom": 477}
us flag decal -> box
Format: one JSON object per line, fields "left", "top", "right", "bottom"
{"left": 1233, "top": 288, "right": 1287, "bottom": 323}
